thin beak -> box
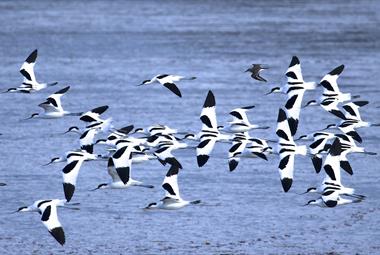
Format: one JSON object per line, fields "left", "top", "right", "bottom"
{"left": 42, "top": 162, "right": 53, "bottom": 166}
{"left": 371, "top": 123, "right": 380, "bottom": 127}
{"left": 89, "top": 187, "right": 100, "bottom": 191}
{"left": 244, "top": 69, "right": 250, "bottom": 73}
{"left": 258, "top": 126, "right": 270, "bottom": 130}
{"left": 298, "top": 191, "right": 308, "bottom": 195}
{"left": 136, "top": 83, "right": 144, "bottom": 86}
{"left": 10, "top": 210, "right": 19, "bottom": 214}
{"left": 363, "top": 151, "right": 377, "bottom": 155}
{"left": 265, "top": 91, "right": 272, "bottom": 95}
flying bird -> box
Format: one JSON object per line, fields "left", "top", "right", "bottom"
{"left": 3, "top": 49, "right": 58, "bottom": 93}
{"left": 137, "top": 74, "right": 196, "bottom": 97}
{"left": 244, "top": 64, "right": 268, "bottom": 82}
{"left": 145, "top": 164, "right": 201, "bottom": 210}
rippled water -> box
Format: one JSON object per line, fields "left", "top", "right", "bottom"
{"left": 0, "top": 0, "right": 379, "bottom": 254}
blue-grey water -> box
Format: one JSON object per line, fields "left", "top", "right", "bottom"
{"left": 0, "top": 1, "right": 379, "bottom": 254}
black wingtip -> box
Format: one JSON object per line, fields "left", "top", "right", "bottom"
{"left": 353, "top": 101, "right": 369, "bottom": 107}
{"left": 55, "top": 86, "right": 70, "bottom": 94}
{"left": 25, "top": 49, "right": 38, "bottom": 63}
{"left": 229, "top": 159, "right": 239, "bottom": 172}
{"left": 203, "top": 90, "right": 215, "bottom": 108}
{"left": 346, "top": 131, "right": 362, "bottom": 143}
{"left": 49, "top": 227, "right": 65, "bottom": 246}
{"left": 325, "top": 200, "right": 338, "bottom": 208}
{"left": 340, "top": 160, "right": 353, "bottom": 175}
{"left": 289, "top": 56, "right": 300, "bottom": 67}
{"left": 91, "top": 105, "right": 109, "bottom": 115}
{"left": 329, "top": 65, "right": 344, "bottom": 76}
{"left": 197, "top": 155, "right": 209, "bottom": 167}
{"left": 281, "top": 178, "right": 293, "bottom": 192}
{"left": 118, "top": 125, "right": 134, "bottom": 135}
{"left": 63, "top": 183, "right": 75, "bottom": 202}
{"left": 277, "top": 108, "right": 287, "bottom": 123}
{"left": 311, "top": 156, "right": 322, "bottom": 173}
{"left": 329, "top": 138, "right": 343, "bottom": 156}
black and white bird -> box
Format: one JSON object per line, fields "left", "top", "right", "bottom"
{"left": 219, "top": 105, "right": 269, "bottom": 133}
{"left": 244, "top": 64, "right": 268, "bottom": 82}
{"left": 3, "top": 49, "right": 58, "bottom": 93}
{"left": 25, "top": 86, "right": 82, "bottom": 119}
{"left": 276, "top": 108, "right": 307, "bottom": 192}
{"left": 15, "top": 199, "right": 78, "bottom": 245}
{"left": 302, "top": 139, "right": 365, "bottom": 200}
{"left": 265, "top": 56, "right": 317, "bottom": 96}
{"left": 303, "top": 65, "right": 359, "bottom": 120}
{"left": 92, "top": 145, "right": 154, "bottom": 190}
{"left": 61, "top": 150, "right": 98, "bottom": 202}
{"left": 144, "top": 164, "right": 200, "bottom": 210}
{"left": 137, "top": 74, "right": 196, "bottom": 97}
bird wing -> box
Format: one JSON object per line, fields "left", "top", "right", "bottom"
{"left": 162, "top": 164, "right": 181, "bottom": 200}
{"left": 276, "top": 108, "right": 295, "bottom": 145}
{"left": 342, "top": 101, "right": 368, "bottom": 121}
{"left": 196, "top": 136, "right": 217, "bottom": 167}
{"left": 111, "top": 145, "right": 133, "bottom": 184}
{"left": 229, "top": 105, "right": 254, "bottom": 124}
{"left": 79, "top": 128, "right": 99, "bottom": 154}
{"left": 39, "top": 202, "right": 65, "bottom": 246}
{"left": 285, "top": 88, "right": 305, "bottom": 135}
{"left": 39, "top": 86, "right": 70, "bottom": 113}
{"left": 80, "top": 105, "right": 109, "bottom": 123}
{"left": 106, "top": 157, "right": 121, "bottom": 183}
{"left": 320, "top": 97, "right": 346, "bottom": 120}
{"left": 200, "top": 90, "right": 218, "bottom": 131}
{"left": 322, "top": 138, "right": 343, "bottom": 184}
{"left": 320, "top": 65, "right": 344, "bottom": 94}
{"left": 286, "top": 56, "right": 304, "bottom": 85}
{"left": 228, "top": 141, "right": 248, "bottom": 172}
{"left": 162, "top": 82, "right": 182, "bottom": 97}
{"left": 62, "top": 155, "right": 85, "bottom": 202}
{"left": 321, "top": 189, "right": 340, "bottom": 207}
{"left": 19, "top": 49, "right": 38, "bottom": 84}
{"left": 154, "top": 145, "right": 182, "bottom": 168}
{"left": 278, "top": 152, "right": 295, "bottom": 192}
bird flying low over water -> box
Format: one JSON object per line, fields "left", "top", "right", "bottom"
{"left": 245, "top": 64, "right": 268, "bottom": 82}
{"left": 304, "top": 139, "right": 365, "bottom": 208}
{"left": 25, "top": 86, "right": 83, "bottom": 119}
{"left": 91, "top": 146, "right": 154, "bottom": 190}
{"left": 219, "top": 105, "right": 270, "bottom": 133}
{"left": 15, "top": 199, "right": 79, "bottom": 245}
{"left": 137, "top": 74, "right": 196, "bottom": 97}
{"left": 145, "top": 164, "right": 200, "bottom": 210}
{"left": 2, "top": 49, "right": 58, "bottom": 93}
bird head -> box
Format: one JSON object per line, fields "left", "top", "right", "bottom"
{"left": 265, "top": 87, "right": 280, "bottom": 95}
{"left": 144, "top": 202, "right": 158, "bottom": 209}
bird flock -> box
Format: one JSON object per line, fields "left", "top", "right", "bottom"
{"left": 1, "top": 50, "right": 378, "bottom": 246}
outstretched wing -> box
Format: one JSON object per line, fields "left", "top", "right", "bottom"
{"left": 162, "top": 83, "right": 182, "bottom": 97}
{"left": 62, "top": 155, "right": 85, "bottom": 202}
{"left": 229, "top": 105, "right": 254, "bottom": 124}
{"left": 200, "top": 90, "right": 217, "bottom": 131}
{"left": 19, "top": 49, "right": 38, "bottom": 84}
{"left": 111, "top": 145, "right": 133, "bottom": 184}
{"left": 80, "top": 105, "right": 109, "bottom": 123}
{"left": 286, "top": 56, "right": 304, "bottom": 85}
{"left": 162, "top": 164, "right": 181, "bottom": 200}
{"left": 39, "top": 86, "right": 70, "bottom": 113}
{"left": 320, "top": 65, "right": 344, "bottom": 94}
{"left": 39, "top": 203, "right": 65, "bottom": 245}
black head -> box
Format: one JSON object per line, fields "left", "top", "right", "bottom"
{"left": 92, "top": 183, "right": 108, "bottom": 191}
{"left": 266, "top": 87, "right": 280, "bottom": 95}
{"left": 17, "top": 206, "right": 28, "bottom": 212}
{"left": 145, "top": 202, "right": 157, "bottom": 209}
